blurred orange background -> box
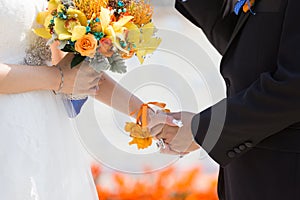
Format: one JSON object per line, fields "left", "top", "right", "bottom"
{"left": 91, "top": 163, "right": 218, "bottom": 200}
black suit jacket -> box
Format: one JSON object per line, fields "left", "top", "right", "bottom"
{"left": 176, "top": 0, "right": 300, "bottom": 198}
{"left": 176, "top": 0, "right": 300, "bottom": 165}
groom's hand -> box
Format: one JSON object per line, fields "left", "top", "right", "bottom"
{"left": 150, "top": 111, "right": 200, "bottom": 155}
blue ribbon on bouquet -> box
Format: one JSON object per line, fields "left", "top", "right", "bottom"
{"left": 71, "top": 97, "right": 88, "bottom": 116}
{"left": 63, "top": 96, "right": 88, "bottom": 118}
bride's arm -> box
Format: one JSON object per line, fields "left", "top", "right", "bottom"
{"left": 0, "top": 63, "right": 61, "bottom": 94}
{"left": 94, "top": 73, "right": 177, "bottom": 129}
{"left": 0, "top": 42, "right": 62, "bottom": 94}
{"left": 94, "top": 72, "right": 144, "bottom": 116}
{"left": 0, "top": 43, "right": 100, "bottom": 95}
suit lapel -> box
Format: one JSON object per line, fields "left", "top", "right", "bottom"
{"left": 222, "top": 0, "right": 263, "bottom": 56}
{"left": 222, "top": 12, "right": 251, "bottom": 56}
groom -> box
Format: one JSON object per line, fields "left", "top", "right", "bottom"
{"left": 151, "top": 0, "right": 300, "bottom": 199}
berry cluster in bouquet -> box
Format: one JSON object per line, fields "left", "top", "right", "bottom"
{"left": 33, "top": 0, "right": 161, "bottom": 116}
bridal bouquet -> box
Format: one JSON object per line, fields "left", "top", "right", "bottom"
{"left": 34, "top": 0, "right": 161, "bottom": 69}
{"left": 33, "top": 0, "right": 161, "bottom": 115}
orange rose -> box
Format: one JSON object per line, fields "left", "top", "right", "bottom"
{"left": 75, "top": 33, "right": 98, "bottom": 58}
{"left": 98, "top": 38, "right": 114, "bottom": 57}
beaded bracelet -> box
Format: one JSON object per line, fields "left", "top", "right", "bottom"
{"left": 53, "top": 65, "right": 64, "bottom": 94}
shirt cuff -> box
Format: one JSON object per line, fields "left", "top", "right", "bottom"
{"left": 191, "top": 107, "right": 212, "bottom": 145}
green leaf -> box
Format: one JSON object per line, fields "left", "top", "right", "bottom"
{"left": 108, "top": 53, "right": 127, "bottom": 74}
{"left": 71, "top": 55, "right": 86, "bottom": 68}
{"left": 61, "top": 44, "right": 75, "bottom": 52}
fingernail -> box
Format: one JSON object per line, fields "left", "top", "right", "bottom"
{"left": 172, "top": 119, "right": 183, "bottom": 127}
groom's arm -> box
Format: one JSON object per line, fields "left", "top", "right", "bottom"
{"left": 192, "top": 0, "right": 300, "bottom": 166}
{"left": 175, "top": 0, "right": 238, "bottom": 54}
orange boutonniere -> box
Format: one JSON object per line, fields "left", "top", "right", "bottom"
{"left": 234, "top": 0, "right": 256, "bottom": 15}
{"left": 243, "top": 0, "right": 255, "bottom": 13}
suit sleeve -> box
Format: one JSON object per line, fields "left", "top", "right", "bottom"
{"left": 175, "top": 0, "right": 238, "bottom": 54}
{"left": 191, "top": 0, "right": 300, "bottom": 166}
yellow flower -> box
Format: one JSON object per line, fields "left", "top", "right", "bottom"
{"left": 75, "top": 0, "right": 108, "bottom": 19}
{"left": 53, "top": 8, "right": 87, "bottom": 41}
{"left": 75, "top": 33, "right": 98, "bottom": 57}
{"left": 125, "top": 22, "right": 161, "bottom": 64}
{"left": 99, "top": 7, "right": 133, "bottom": 54}
{"left": 33, "top": 0, "right": 60, "bottom": 39}
{"left": 91, "top": 22, "right": 102, "bottom": 32}
{"left": 33, "top": 0, "right": 88, "bottom": 41}
{"left": 124, "top": 122, "right": 136, "bottom": 132}
{"left": 127, "top": 0, "right": 153, "bottom": 26}
{"left": 33, "top": 26, "right": 52, "bottom": 39}
{"left": 125, "top": 122, "right": 153, "bottom": 149}
{"left": 48, "top": 0, "right": 60, "bottom": 13}
{"left": 54, "top": 18, "right": 86, "bottom": 41}
{"left": 67, "top": 8, "right": 88, "bottom": 26}
{"left": 129, "top": 137, "right": 152, "bottom": 150}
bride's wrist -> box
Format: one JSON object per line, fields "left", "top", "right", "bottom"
{"left": 52, "top": 65, "right": 64, "bottom": 94}
{"left": 46, "top": 65, "right": 62, "bottom": 92}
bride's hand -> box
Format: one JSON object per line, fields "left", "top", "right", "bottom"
{"left": 147, "top": 110, "right": 178, "bottom": 136}
{"left": 56, "top": 53, "right": 103, "bottom": 96}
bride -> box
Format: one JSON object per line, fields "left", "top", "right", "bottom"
{"left": 0, "top": 0, "right": 151, "bottom": 199}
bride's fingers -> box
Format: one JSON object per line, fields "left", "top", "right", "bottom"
{"left": 150, "top": 124, "right": 164, "bottom": 137}
{"left": 156, "top": 110, "right": 184, "bottom": 127}
{"left": 98, "top": 74, "right": 106, "bottom": 85}
{"left": 159, "top": 144, "right": 179, "bottom": 155}
{"left": 90, "top": 77, "right": 102, "bottom": 86}
{"left": 148, "top": 111, "right": 177, "bottom": 130}
{"left": 159, "top": 144, "right": 182, "bottom": 155}
{"left": 86, "top": 85, "right": 100, "bottom": 96}
{"left": 160, "top": 144, "right": 190, "bottom": 157}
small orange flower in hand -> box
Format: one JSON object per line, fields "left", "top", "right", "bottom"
{"left": 124, "top": 102, "right": 171, "bottom": 150}
{"left": 125, "top": 122, "right": 152, "bottom": 149}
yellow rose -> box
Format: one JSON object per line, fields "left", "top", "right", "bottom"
{"left": 75, "top": 34, "right": 98, "bottom": 58}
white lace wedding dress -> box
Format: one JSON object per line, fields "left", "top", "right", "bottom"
{"left": 0, "top": 0, "right": 98, "bottom": 199}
